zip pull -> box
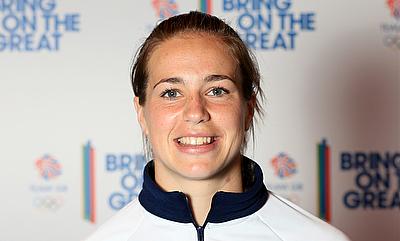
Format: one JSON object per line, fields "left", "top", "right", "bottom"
{"left": 196, "top": 226, "right": 205, "bottom": 241}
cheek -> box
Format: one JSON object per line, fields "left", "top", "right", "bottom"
{"left": 211, "top": 103, "right": 247, "bottom": 129}
{"left": 145, "top": 104, "right": 180, "bottom": 136}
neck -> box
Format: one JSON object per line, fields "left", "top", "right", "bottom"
{"left": 154, "top": 157, "right": 243, "bottom": 226}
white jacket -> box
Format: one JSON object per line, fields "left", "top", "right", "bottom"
{"left": 85, "top": 158, "right": 350, "bottom": 241}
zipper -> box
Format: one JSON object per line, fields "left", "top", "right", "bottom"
{"left": 196, "top": 226, "right": 205, "bottom": 241}
{"left": 183, "top": 193, "right": 206, "bottom": 241}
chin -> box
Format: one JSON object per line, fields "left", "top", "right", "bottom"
{"left": 176, "top": 161, "right": 225, "bottom": 180}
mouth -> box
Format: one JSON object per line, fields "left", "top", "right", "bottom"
{"left": 175, "top": 136, "right": 217, "bottom": 146}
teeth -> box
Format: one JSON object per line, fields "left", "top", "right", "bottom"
{"left": 178, "top": 137, "right": 214, "bottom": 145}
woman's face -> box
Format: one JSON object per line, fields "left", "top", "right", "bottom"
{"left": 135, "top": 34, "right": 254, "bottom": 181}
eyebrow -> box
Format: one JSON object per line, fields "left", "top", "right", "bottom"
{"left": 153, "top": 74, "right": 235, "bottom": 89}
{"left": 153, "top": 77, "right": 183, "bottom": 89}
{"left": 205, "top": 74, "right": 235, "bottom": 83}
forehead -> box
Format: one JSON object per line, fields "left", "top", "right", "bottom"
{"left": 147, "top": 34, "right": 238, "bottom": 83}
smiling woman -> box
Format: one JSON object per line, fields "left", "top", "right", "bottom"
{"left": 85, "top": 11, "right": 350, "bottom": 241}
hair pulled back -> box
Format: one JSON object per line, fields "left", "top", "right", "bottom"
{"left": 131, "top": 11, "right": 263, "bottom": 149}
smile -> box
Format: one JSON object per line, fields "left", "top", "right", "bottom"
{"left": 176, "top": 136, "right": 216, "bottom": 146}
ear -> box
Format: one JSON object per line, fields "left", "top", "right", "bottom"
{"left": 245, "top": 95, "right": 256, "bottom": 131}
{"left": 134, "top": 97, "right": 149, "bottom": 135}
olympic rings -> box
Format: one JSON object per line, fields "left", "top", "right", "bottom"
{"left": 33, "top": 196, "right": 64, "bottom": 210}
{"left": 383, "top": 35, "right": 400, "bottom": 49}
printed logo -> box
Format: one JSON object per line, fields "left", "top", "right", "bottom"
{"left": 30, "top": 154, "right": 68, "bottom": 212}
{"left": 152, "top": 0, "right": 178, "bottom": 20}
{"left": 80, "top": 140, "right": 147, "bottom": 221}
{"left": 268, "top": 152, "right": 303, "bottom": 205}
{"left": 199, "top": 0, "right": 212, "bottom": 14}
{"left": 317, "top": 139, "right": 331, "bottom": 222}
{"left": 271, "top": 152, "right": 297, "bottom": 178}
{"left": 222, "top": 0, "right": 316, "bottom": 50}
{"left": 381, "top": 0, "right": 400, "bottom": 49}
{"left": 387, "top": 0, "right": 400, "bottom": 19}
{"left": 35, "top": 154, "right": 62, "bottom": 180}
{"left": 106, "top": 153, "right": 146, "bottom": 210}
{"left": 33, "top": 195, "right": 64, "bottom": 211}
{"left": 0, "top": 0, "right": 80, "bottom": 52}
{"left": 82, "top": 141, "right": 96, "bottom": 223}
{"left": 341, "top": 151, "right": 400, "bottom": 209}
{"left": 319, "top": 139, "right": 400, "bottom": 218}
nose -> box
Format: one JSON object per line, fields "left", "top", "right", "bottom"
{"left": 183, "top": 95, "right": 210, "bottom": 124}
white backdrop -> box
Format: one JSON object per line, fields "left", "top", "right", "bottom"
{"left": 0, "top": 1, "right": 399, "bottom": 241}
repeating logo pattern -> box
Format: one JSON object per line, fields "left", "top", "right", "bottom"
{"left": 106, "top": 154, "right": 146, "bottom": 210}
{"left": 268, "top": 152, "right": 303, "bottom": 205}
{"left": 82, "top": 141, "right": 96, "bottom": 223}
{"left": 33, "top": 196, "right": 64, "bottom": 211}
{"left": 387, "top": 0, "right": 400, "bottom": 19}
{"left": 222, "top": 1, "right": 316, "bottom": 50}
{"left": 381, "top": 0, "right": 400, "bottom": 50}
{"left": 199, "top": 0, "right": 212, "bottom": 14}
{"left": 271, "top": 153, "right": 297, "bottom": 178}
{"left": 35, "top": 155, "right": 62, "bottom": 180}
{"left": 340, "top": 151, "right": 400, "bottom": 209}
{"left": 152, "top": 0, "right": 178, "bottom": 20}
{"left": 0, "top": 0, "right": 80, "bottom": 52}
{"left": 31, "top": 154, "right": 68, "bottom": 212}
{"left": 317, "top": 139, "right": 331, "bottom": 222}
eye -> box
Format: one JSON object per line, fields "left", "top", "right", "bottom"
{"left": 160, "top": 89, "right": 181, "bottom": 99}
{"left": 207, "top": 87, "right": 229, "bottom": 97}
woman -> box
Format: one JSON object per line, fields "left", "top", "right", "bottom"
{"left": 86, "top": 11, "right": 350, "bottom": 241}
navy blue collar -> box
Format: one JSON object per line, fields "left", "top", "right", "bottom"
{"left": 138, "top": 156, "right": 269, "bottom": 225}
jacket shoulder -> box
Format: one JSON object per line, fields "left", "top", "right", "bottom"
{"left": 255, "top": 192, "right": 351, "bottom": 241}
{"left": 83, "top": 198, "right": 145, "bottom": 241}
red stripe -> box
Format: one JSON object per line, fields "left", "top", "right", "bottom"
{"left": 90, "top": 147, "right": 96, "bottom": 223}
{"left": 207, "top": 0, "right": 212, "bottom": 13}
{"left": 325, "top": 146, "right": 331, "bottom": 222}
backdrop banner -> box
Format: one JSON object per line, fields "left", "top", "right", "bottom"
{"left": 0, "top": 1, "right": 399, "bottom": 241}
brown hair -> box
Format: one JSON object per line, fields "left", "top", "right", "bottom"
{"left": 131, "top": 11, "right": 263, "bottom": 148}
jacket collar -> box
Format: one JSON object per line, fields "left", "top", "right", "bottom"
{"left": 138, "top": 156, "right": 269, "bottom": 224}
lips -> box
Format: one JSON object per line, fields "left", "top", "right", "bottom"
{"left": 176, "top": 136, "right": 216, "bottom": 146}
